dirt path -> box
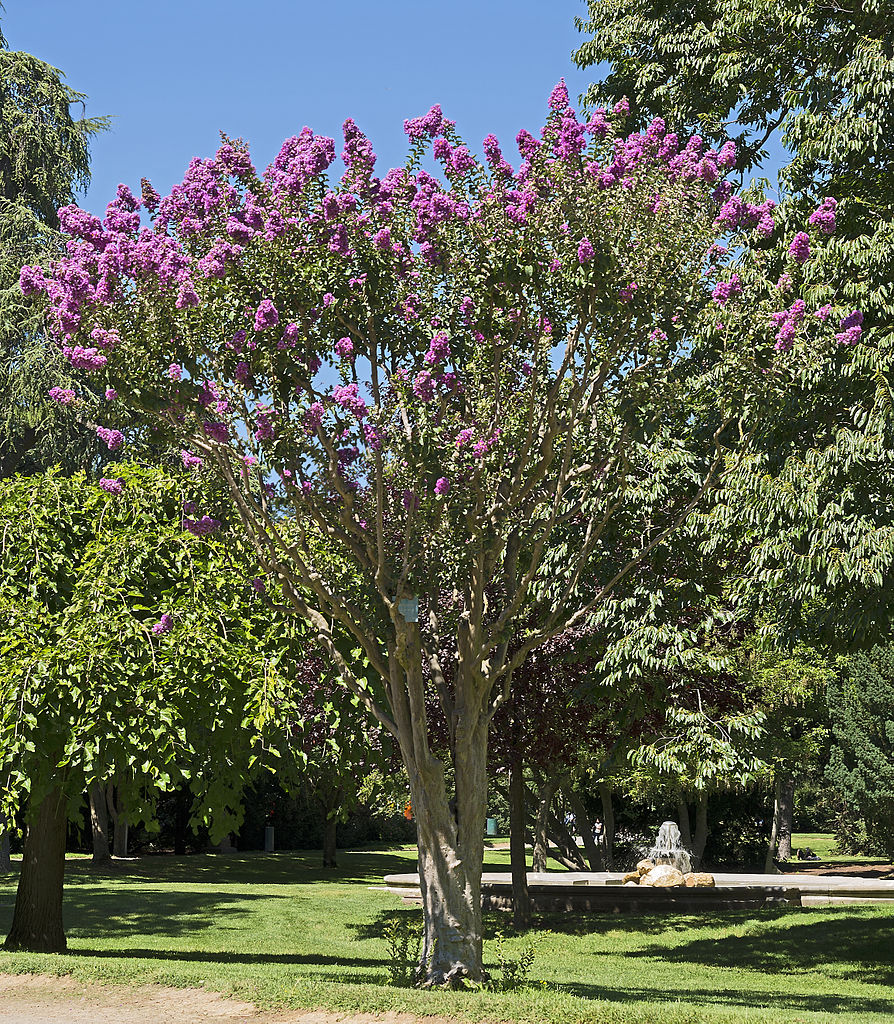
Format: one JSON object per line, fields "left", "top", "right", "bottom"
{"left": 0, "top": 975, "right": 454, "bottom": 1024}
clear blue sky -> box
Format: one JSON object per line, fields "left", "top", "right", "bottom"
{"left": 3, "top": 0, "right": 599, "bottom": 213}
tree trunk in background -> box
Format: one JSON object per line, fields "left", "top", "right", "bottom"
{"left": 4, "top": 788, "right": 67, "bottom": 952}
{"left": 568, "top": 790, "right": 603, "bottom": 871}
{"left": 508, "top": 758, "right": 530, "bottom": 928}
{"left": 776, "top": 776, "right": 795, "bottom": 862}
{"left": 88, "top": 783, "right": 110, "bottom": 863}
{"left": 0, "top": 812, "right": 11, "bottom": 873}
{"left": 531, "top": 775, "right": 563, "bottom": 872}
{"left": 322, "top": 814, "right": 338, "bottom": 868}
{"left": 692, "top": 792, "right": 709, "bottom": 867}
{"left": 547, "top": 803, "right": 587, "bottom": 870}
{"left": 174, "top": 785, "right": 190, "bottom": 856}
{"left": 107, "top": 784, "right": 128, "bottom": 858}
{"left": 598, "top": 782, "right": 615, "bottom": 871}
{"left": 676, "top": 795, "right": 692, "bottom": 851}
{"left": 765, "top": 776, "right": 782, "bottom": 873}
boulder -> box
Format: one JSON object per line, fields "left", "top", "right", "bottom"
{"left": 621, "top": 871, "right": 641, "bottom": 884}
{"left": 636, "top": 859, "right": 655, "bottom": 875}
{"left": 640, "top": 865, "right": 685, "bottom": 887}
{"left": 684, "top": 871, "right": 716, "bottom": 887}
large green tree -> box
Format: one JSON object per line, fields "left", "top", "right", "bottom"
{"left": 573, "top": 0, "right": 894, "bottom": 347}
{"left": 0, "top": 13, "right": 108, "bottom": 475}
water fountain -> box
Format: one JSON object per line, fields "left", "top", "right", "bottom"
{"left": 647, "top": 820, "right": 692, "bottom": 874}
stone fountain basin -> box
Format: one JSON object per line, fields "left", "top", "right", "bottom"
{"left": 382, "top": 871, "right": 894, "bottom": 911}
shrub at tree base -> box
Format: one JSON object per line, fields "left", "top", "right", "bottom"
{"left": 20, "top": 82, "right": 863, "bottom": 983}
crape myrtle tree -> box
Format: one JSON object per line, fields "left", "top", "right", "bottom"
{"left": 21, "top": 84, "right": 859, "bottom": 983}
{"left": 0, "top": 465, "right": 293, "bottom": 952}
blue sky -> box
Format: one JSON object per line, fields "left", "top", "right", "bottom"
{"left": 3, "top": 0, "right": 600, "bottom": 213}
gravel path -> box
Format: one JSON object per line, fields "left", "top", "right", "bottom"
{"left": 0, "top": 975, "right": 451, "bottom": 1024}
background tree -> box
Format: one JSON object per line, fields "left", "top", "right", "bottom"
{"left": 0, "top": 465, "right": 287, "bottom": 951}
{"left": 0, "top": 12, "right": 108, "bottom": 476}
{"left": 22, "top": 86, "right": 857, "bottom": 983}
{"left": 827, "top": 645, "right": 894, "bottom": 860}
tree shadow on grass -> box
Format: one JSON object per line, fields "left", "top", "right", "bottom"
{"left": 66, "top": 947, "right": 382, "bottom": 969}
{"left": 625, "top": 910, "right": 894, "bottom": 986}
{"left": 559, "top": 980, "right": 894, "bottom": 1019}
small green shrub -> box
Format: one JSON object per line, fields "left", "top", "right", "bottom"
{"left": 382, "top": 913, "right": 422, "bottom": 987}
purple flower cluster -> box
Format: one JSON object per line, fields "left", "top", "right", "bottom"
{"left": 105, "top": 387, "right": 118, "bottom": 401}
{"left": 808, "top": 197, "right": 837, "bottom": 235}
{"left": 434, "top": 476, "right": 450, "bottom": 496}
{"left": 61, "top": 344, "right": 107, "bottom": 371}
{"left": 198, "top": 240, "right": 244, "bottom": 279}
{"left": 96, "top": 426, "right": 123, "bottom": 450}
{"left": 714, "top": 196, "right": 776, "bottom": 236}
{"left": 99, "top": 477, "right": 124, "bottom": 494}
{"left": 771, "top": 300, "right": 807, "bottom": 351}
{"left": 168, "top": 363, "right": 183, "bottom": 381}
{"left": 334, "top": 336, "right": 355, "bottom": 360}
{"left": 835, "top": 310, "right": 863, "bottom": 346}
{"left": 788, "top": 232, "right": 811, "bottom": 264}
{"left": 472, "top": 428, "right": 501, "bottom": 459}
{"left": 303, "top": 402, "right": 324, "bottom": 433}
{"left": 48, "top": 386, "right": 76, "bottom": 405}
{"left": 151, "top": 613, "right": 173, "bottom": 636}
{"left": 254, "top": 407, "right": 275, "bottom": 441}
{"left": 181, "top": 449, "right": 204, "bottom": 469}
{"left": 183, "top": 514, "right": 220, "bottom": 536}
{"left": 264, "top": 128, "right": 336, "bottom": 198}
{"left": 424, "top": 331, "right": 450, "bottom": 366}
{"left": 254, "top": 298, "right": 279, "bottom": 331}
{"left": 404, "top": 104, "right": 446, "bottom": 140}
{"left": 413, "top": 370, "right": 436, "bottom": 402}
{"left": 619, "top": 282, "right": 638, "bottom": 302}
{"left": 203, "top": 420, "right": 230, "bottom": 443}
{"left": 577, "top": 237, "right": 594, "bottom": 264}
{"left": 712, "top": 274, "right": 742, "bottom": 307}
{"left": 332, "top": 383, "right": 368, "bottom": 419}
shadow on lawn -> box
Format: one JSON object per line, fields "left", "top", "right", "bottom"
{"left": 626, "top": 909, "right": 894, "bottom": 987}
{"left": 61, "top": 848, "right": 419, "bottom": 888}
{"left": 560, "top": 980, "right": 894, "bottom": 1019}
{"left": 67, "top": 946, "right": 382, "bottom": 969}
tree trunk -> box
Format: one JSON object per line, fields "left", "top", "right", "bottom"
{"left": 107, "top": 784, "right": 128, "bottom": 858}
{"left": 568, "top": 790, "right": 603, "bottom": 871}
{"left": 531, "top": 775, "right": 563, "bottom": 872}
{"left": 88, "top": 783, "right": 110, "bottom": 863}
{"left": 508, "top": 758, "right": 530, "bottom": 928}
{"left": 598, "top": 782, "right": 615, "bottom": 871}
{"left": 4, "top": 788, "right": 68, "bottom": 952}
{"left": 692, "top": 791, "right": 709, "bottom": 867}
{"left": 776, "top": 776, "right": 795, "bottom": 861}
{"left": 0, "top": 811, "right": 11, "bottom": 873}
{"left": 322, "top": 814, "right": 338, "bottom": 868}
{"left": 676, "top": 795, "right": 692, "bottom": 851}
{"left": 174, "top": 784, "right": 190, "bottom": 856}
{"left": 546, "top": 803, "right": 587, "bottom": 870}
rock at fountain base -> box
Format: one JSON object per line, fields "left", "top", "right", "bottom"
{"left": 622, "top": 871, "right": 641, "bottom": 884}
{"left": 636, "top": 859, "right": 655, "bottom": 876}
{"left": 640, "top": 865, "right": 686, "bottom": 887}
{"left": 684, "top": 872, "right": 716, "bottom": 887}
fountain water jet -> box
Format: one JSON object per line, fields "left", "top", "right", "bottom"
{"left": 646, "top": 820, "right": 692, "bottom": 874}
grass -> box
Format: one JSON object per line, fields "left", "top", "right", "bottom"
{"left": 788, "top": 833, "right": 882, "bottom": 864}
{"left": 1, "top": 845, "right": 892, "bottom": 1024}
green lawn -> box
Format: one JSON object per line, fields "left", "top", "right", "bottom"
{"left": 789, "top": 832, "right": 882, "bottom": 863}
{"left": 1, "top": 846, "right": 892, "bottom": 1024}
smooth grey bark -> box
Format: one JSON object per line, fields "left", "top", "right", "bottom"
{"left": 4, "top": 788, "right": 67, "bottom": 952}
{"left": 776, "top": 776, "right": 795, "bottom": 861}
{"left": 88, "top": 783, "right": 110, "bottom": 862}
{"left": 676, "top": 795, "right": 693, "bottom": 851}
{"left": 508, "top": 759, "right": 530, "bottom": 928}
{"left": 692, "top": 791, "right": 709, "bottom": 867}
{"left": 598, "top": 782, "right": 615, "bottom": 871}
{"left": 568, "top": 790, "right": 603, "bottom": 871}
{"left": 0, "top": 811, "right": 11, "bottom": 873}
{"left": 531, "top": 775, "right": 564, "bottom": 872}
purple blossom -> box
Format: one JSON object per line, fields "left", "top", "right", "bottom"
{"left": 814, "top": 304, "right": 832, "bottom": 322}
{"left": 835, "top": 310, "right": 863, "bottom": 346}
{"left": 332, "top": 383, "right": 368, "bottom": 419}
{"left": 151, "top": 613, "right": 173, "bottom": 636}
{"left": 183, "top": 514, "right": 220, "bottom": 537}
{"left": 412, "top": 370, "right": 436, "bottom": 402}
{"left": 771, "top": 299, "right": 807, "bottom": 352}
{"left": 455, "top": 427, "right": 474, "bottom": 448}
{"left": 235, "top": 360, "right": 251, "bottom": 382}
{"left": 168, "top": 363, "right": 183, "bottom": 381}
{"left": 424, "top": 331, "right": 451, "bottom": 366}
{"left": 62, "top": 345, "right": 107, "bottom": 371}
{"left": 335, "top": 336, "right": 355, "bottom": 360}
{"left": 304, "top": 402, "right": 324, "bottom": 433}
{"left": 808, "top": 196, "right": 837, "bottom": 235}
{"left": 203, "top": 421, "right": 230, "bottom": 443}
{"left": 48, "top": 386, "right": 76, "bottom": 405}
{"left": 363, "top": 422, "right": 383, "bottom": 450}
{"left": 434, "top": 477, "right": 450, "bottom": 496}
{"left": 403, "top": 104, "right": 445, "bottom": 140}
{"left": 788, "top": 231, "right": 811, "bottom": 264}
{"left": 711, "top": 274, "right": 742, "bottom": 307}
{"left": 612, "top": 97, "right": 630, "bottom": 116}
{"left": 19, "top": 265, "right": 46, "bottom": 295}
{"left": 104, "top": 387, "right": 118, "bottom": 401}
{"left": 373, "top": 227, "right": 391, "bottom": 250}
{"left": 181, "top": 449, "right": 204, "bottom": 469}
{"left": 577, "top": 237, "right": 594, "bottom": 264}
{"left": 401, "top": 489, "right": 419, "bottom": 511}
{"left": 96, "top": 426, "right": 123, "bottom": 450}
{"left": 251, "top": 577, "right": 266, "bottom": 594}
{"left": 548, "top": 79, "right": 570, "bottom": 111}
{"left": 254, "top": 298, "right": 279, "bottom": 331}
{"left": 619, "top": 282, "right": 638, "bottom": 302}
{"left": 99, "top": 477, "right": 124, "bottom": 495}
